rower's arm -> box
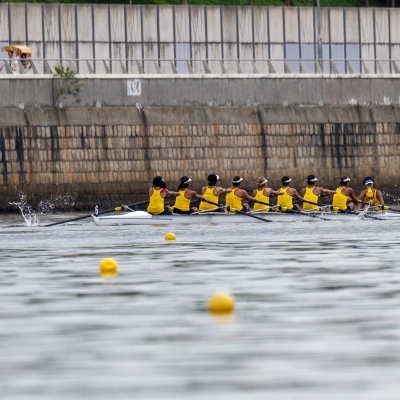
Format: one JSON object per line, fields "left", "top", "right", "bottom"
{"left": 376, "top": 190, "right": 384, "bottom": 205}
{"left": 165, "top": 189, "right": 179, "bottom": 197}
{"left": 321, "top": 188, "right": 336, "bottom": 195}
{"left": 291, "top": 189, "right": 306, "bottom": 203}
{"left": 356, "top": 190, "right": 366, "bottom": 201}
{"left": 348, "top": 188, "right": 362, "bottom": 203}
{"left": 190, "top": 190, "right": 205, "bottom": 201}
{"left": 240, "top": 190, "right": 257, "bottom": 203}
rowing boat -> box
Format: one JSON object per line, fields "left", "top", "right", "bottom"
{"left": 92, "top": 210, "right": 400, "bottom": 226}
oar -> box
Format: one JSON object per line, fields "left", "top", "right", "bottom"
{"left": 203, "top": 200, "right": 273, "bottom": 223}
{"left": 335, "top": 207, "right": 384, "bottom": 221}
{"left": 304, "top": 199, "right": 383, "bottom": 221}
{"left": 44, "top": 199, "right": 152, "bottom": 227}
{"left": 377, "top": 205, "right": 400, "bottom": 213}
{"left": 253, "top": 199, "right": 331, "bottom": 221}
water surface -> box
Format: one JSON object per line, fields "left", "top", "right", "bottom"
{"left": 1, "top": 214, "right": 400, "bottom": 399}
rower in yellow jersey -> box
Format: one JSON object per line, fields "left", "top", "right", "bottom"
{"left": 173, "top": 176, "right": 205, "bottom": 214}
{"left": 356, "top": 177, "right": 384, "bottom": 210}
{"left": 252, "top": 176, "right": 283, "bottom": 212}
{"left": 332, "top": 176, "right": 362, "bottom": 211}
{"left": 276, "top": 176, "right": 306, "bottom": 211}
{"left": 147, "top": 176, "right": 179, "bottom": 215}
{"left": 300, "top": 175, "right": 336, "bottom": 211}
{"left": 225, "top": 176, "right": 257, "bottom": 213}
{"left": 199, "top": 174, "right": 231, "bottom": 212}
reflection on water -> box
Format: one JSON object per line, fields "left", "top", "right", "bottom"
{"left": 1, "top": 215, "right": 400, "bottom": 399}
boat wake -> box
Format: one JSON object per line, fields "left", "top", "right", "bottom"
{"left": 10, "top": 191, "right": 77, "bottom": 227}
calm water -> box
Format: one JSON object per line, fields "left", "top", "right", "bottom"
{"left": 1, "top": 214, "right": 400, "bottom": 399}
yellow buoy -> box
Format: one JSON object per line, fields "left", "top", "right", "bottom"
{"left": 165, "top": 232, "right": 176, "bottom": 241}
{"left": 99, "top": 258, "right": 118, "bottom": 277}
{"left": 208, "top": 292, "right": 235, "bottom": 314}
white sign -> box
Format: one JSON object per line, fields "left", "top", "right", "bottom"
{"left": 127, "top": 79, "right": 141, "bottom": 96}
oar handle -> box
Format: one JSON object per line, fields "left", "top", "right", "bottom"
{"left": 202, "top": 199, "right": 272, "bottom": 223}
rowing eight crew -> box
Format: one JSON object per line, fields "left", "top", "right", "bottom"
{"left": 146, "top": 174, "right": 384, "bottom": 215}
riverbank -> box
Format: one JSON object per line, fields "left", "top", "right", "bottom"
{"left": 1, "top": 103, "right": 399, "bottom": 211}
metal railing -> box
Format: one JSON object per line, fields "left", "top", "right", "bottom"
{"left": 1, "top": 59, "right": 400, "bottom": 76}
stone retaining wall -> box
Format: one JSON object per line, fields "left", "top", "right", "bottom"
{"left": 0, "top": 105, "right": 399, "bottom": 211}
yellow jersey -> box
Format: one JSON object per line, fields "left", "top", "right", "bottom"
{"left": 276, "top": 187, "right": 293, "bottom": 210}
{"left": 199, "top": 186, "right": 219, "bottom": 211}
{"left": 303, "top": 187, "right": 319, "bottom": 211}
{"left": 363, "top": 188, "right": 380, "bottom": 205}
{"left": 254, "top": 189, "right": 270, "bottom": 212}
{"left": 225, "top": 188, "right": 243, "bottom": 213}
{"left": 332, "top": 187, "right": 349, "bottom": 210}
{"left": 147, "top": 189, "right": 165, "bottom": 215}
{"left": 174, "top": 189, "right": 191, "bottom": 211}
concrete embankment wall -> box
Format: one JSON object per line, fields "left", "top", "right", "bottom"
{"left": 0, "top": 104, "right": 400, "bottom": 211}
{"left": 1, "top": 75, "right": 400, "bottom": 108}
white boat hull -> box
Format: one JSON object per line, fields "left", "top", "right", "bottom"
{"left": 92, "top": 210, "right": 400, "bottom": 226}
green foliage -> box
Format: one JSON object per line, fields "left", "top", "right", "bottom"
{"left": 53, "top": 65, "right": 82, "bottom": 107}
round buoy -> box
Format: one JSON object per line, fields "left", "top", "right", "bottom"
{"left": 165, "top": 232, "right": 176, "bottom": 241}
{"left": 99, "top": 258, "right": 118, "bottom": 277}
{"left": 208, "top": 292, "right": 235, "bottom": 314}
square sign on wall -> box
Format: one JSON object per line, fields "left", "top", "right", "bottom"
{"left": 127, "top": 79, "right": 141, "bottom": 96}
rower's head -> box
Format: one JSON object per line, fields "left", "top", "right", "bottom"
{"left": 257, "top": 176, "right": 268, "bottom": 189}
{"left": 307, "top": 174, "right": 318, "bottom": 186}
{"left": 178, "top": 176, "right": 191, "bottom": 191}
{"left": 281, "top": 176, "right": 291, "bottom": 187}
{"left": 153, "top": 175, "right": 166, "bottom": 189}
{"left": 207, "top": 174, "right": 219, "bottom": 186}
{"left": 340, "top": 176, "right": 351, "bottom": 186}
{"left": 363, "top": 177, "right": 374, "bottom": 187}
{"left": 232, "top": 176, "right": 243, "bottom": 187}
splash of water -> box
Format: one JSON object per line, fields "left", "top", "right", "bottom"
{"left": 382, "top": 190, "right": 400, "bottom": 206}
{"left": 9, "top": 192, "right": 38, "bottom": 227}
{"left": 10, "top": 191, "right": 77, "bottom": 226}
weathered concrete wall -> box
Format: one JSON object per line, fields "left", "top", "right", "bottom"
{"left": 1, "top": 75, "right": 400, "bottom": 108}
{"left": 0, "top": 105, "right": 399, "bottom": 211}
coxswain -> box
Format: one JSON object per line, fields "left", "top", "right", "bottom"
{"left": 147, "top": 176, "right": 178, "bottom": 215}
{"left": 252, "top": 177, "right": 283, "bottom": 212}
{"left": 276, "top": 176, "right": 306, "bottom": 211}
{"left": 173, "top": 176, "right": 204, "bottom": 214}
{"left": 332, "top": 176, "right": 362, "bottom": 211}
{"left": 300, "top": 175, "right": 336, "bottom": 211}
{"left": 199, "top": 174, "right": 231, "bottom": 212}
{"left": 357, "top": 177, "right": 384, "bottom": 210}
{"left": 225, "top": 176, "right": 257, "bottom": 213}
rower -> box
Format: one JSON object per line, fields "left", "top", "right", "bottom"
{"left": 332, "top": 176, "right": 362, "bottom": 211}
{"left": 173, "top": 176, "right": 204, "bottom": 214}
{"left": 276, "top": 176, "right": 306, "bottom": 211}
{"left": 252, "top": 177, "right": 282, "bottom": 213}
{"left": 147, "top": 176, "right": 178, "bottom": 215}
{"left": 357, "top": 177, "right": 384, "bottom": 210}
{"left": 225, "top": 176, "right": 257, "bottom": 213}
{"left": 300, "top": 175, "right": 335, "bottom": 212}
{"left": 199, "top": 174, "right": 231, "bottom": 212}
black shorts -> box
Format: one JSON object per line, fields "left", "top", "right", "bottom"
{"left": 149, "top": 206, "right": 170, "bottom": 215}
{"left": 173, "top": 208, "right": 196, "bottom": 215}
